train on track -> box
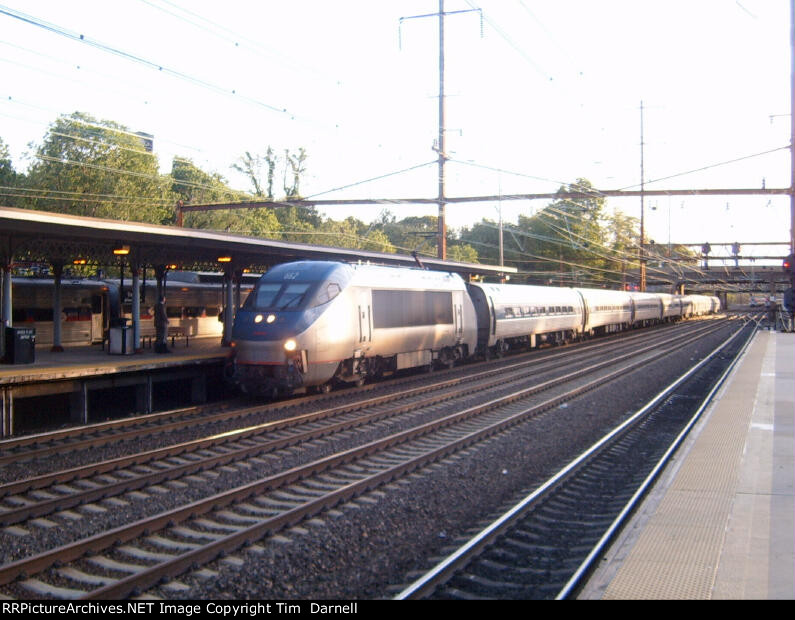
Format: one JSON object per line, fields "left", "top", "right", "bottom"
{"left": 8, "top": 272, "right": 256, "bottom": 347}
{"left": 229, "top": 261, "right": 721, "bottom": 398}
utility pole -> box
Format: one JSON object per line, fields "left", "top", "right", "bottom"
{"left": 437, "top": 0, "right": 447, "bottom": 260}
{"left": 400, "top": 1, "right": 480, "bottom": 260}
{"left": 790, "top": 0, "right": 795, "bottom": 258}
{"left": 639, "top": 100, "right": 647, "bottom": 292}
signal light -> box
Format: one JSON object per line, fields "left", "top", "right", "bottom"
{"left": 784, "top": 253, "right": 794, "bottom": 273}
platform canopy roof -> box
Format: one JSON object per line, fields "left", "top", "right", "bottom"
{"left": 0, "top": 207, "right": 515, "bottom": 279}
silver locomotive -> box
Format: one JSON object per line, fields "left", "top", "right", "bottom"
{"left": 230, "top": 260, "right": 721, "bottom": 397}
{"left": 230, "top": 261, "right": 477, "bottom": 396}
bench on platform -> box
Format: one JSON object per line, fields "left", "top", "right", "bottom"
{"left": 167, "top": 326, "right": 189, "bottom": 347}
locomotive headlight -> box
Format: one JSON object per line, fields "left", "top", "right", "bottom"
{"left": 254, "top": 314, "right": 264, "bottom": 324}
{"left": 266, "top": 314, "right": 276, "bottom": 324}
{"left": 284, "top": 339, "right": 297, "bottom": 352}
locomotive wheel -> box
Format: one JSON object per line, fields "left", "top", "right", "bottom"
{"left": 440, "top": 348, "right": 455, "bottom": 369}
{"left": 317, "top": 382, "right": 333, "bottom": 394}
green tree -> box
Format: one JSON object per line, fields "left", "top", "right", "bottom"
{"left": 0, "top": 137, "right": 20, "bottom": 207}
{"left": 379, "top": 215, "right": 439, "bottom": 255}
{"left": 447, "top": 241, "right": 479, "bottom": 263}
{"left": 603, "top": 210, "right": 639, "bottom": 287}
{"left": 23, "top": 112, "right": 173, "bottom": 223}
{"left": 283, "top": 148, "right": 307, "bottom": 199}
{"left": 171, "top": 157, "right": 239, "bottom": 206}
{"left": 174, "top": 157, "right": 281, "bottom": 235}
{"left": 312, "top": 216, "right": 395, "bottom": 253}
{"left": 231, "top": 148, "right": 277, "bottom": 199}
{"left": 459, "top": 220, "right": 502, "bottom": 265}
{"left": 514, "top": 179, "right": 608, "bottom": 285}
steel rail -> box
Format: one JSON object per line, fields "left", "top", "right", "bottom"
{"left": 0, "top": 320, "right": 725, "bottom": 527}
{"left": 0, "top": 317, "right": 711, "bottom": 485}
{"left": 0, "top": 318, "right": 732, "bottom": 597}
{"left": 392, "top": 318, "right": 751, "bottom": 599}
{"left": 555, "top": 320, "right": 757, "bottom": 599}
{"left": 0, "top": 315, "right": 711, "bottom": 458}
{"left": 0, "top": 316, "right": 713, "bottom": 464}
{"left": 86, "top": 318, "right": 741, "bottom": 600}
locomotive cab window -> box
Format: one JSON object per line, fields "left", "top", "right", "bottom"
{"left": 312, "top": 282, "right": 341, "bottom": 307}
{"left": 245, "top": 282, "right": 312, "bottom": 311}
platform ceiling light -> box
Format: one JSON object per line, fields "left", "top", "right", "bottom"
{"left": 113, "top": 245, "right": 130, "bottom": 255}
{"left": 217, "top": 256, "right": 232, "bottom": 263}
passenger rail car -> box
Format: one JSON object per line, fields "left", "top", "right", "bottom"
{"left": 118, "top": 272, "right": 254, "bottom": 341}
{"left": 466, "top": 282, "right": 585, "bottom": 353}
{"left": 9, "top": 278, "right": 113, "bottom": 346}
{"left": 7, "top": 273, "right": 254, "bottom": 347}
{"left": 230, "top": 260, "right": 721, "bottom": 397}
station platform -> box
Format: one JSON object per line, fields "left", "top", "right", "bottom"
{"left": 0, "top": 337, "right": 231, "bottom": 437}
{"left": 0, "top": 336, "right": 229, "bottom": 385}
{"left": 581, "top": 329, "right": 794, "bottom": 600}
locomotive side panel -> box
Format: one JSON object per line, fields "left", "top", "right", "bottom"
{"left": 348, "top": 265, "right": 476, "bottom": 368}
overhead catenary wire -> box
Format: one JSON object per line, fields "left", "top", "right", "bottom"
{"left": 521, "top": 204, "right": 741, "bottom": 291}
{"left": 0, "top": 4, "right": 293, "bottom": 117}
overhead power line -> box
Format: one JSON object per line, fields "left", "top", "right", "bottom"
{"left": 0, "top": 4, "right": 292, "bottom": 116}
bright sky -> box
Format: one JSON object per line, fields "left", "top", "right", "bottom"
{"left": 0, "top": 0, "right": 791, "bottom": 265}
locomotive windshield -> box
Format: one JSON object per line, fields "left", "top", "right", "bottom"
{"left": 242, "top": 261, "right": 351, "bottom": 312}
{"left": 245, "top": 282, "right": 312, "bottom": 311}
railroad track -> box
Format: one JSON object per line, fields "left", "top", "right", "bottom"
{"left": 0, "top": 319, "right": 726, "bottom": 530}
{"left": 0, "top": 318, "right": 718, "bottom": 470}
{"left": 0, "top": 317, "right": 739, "bottom": 599}
{"left": 394, "top": 318, "right": 755, "bottom": 600}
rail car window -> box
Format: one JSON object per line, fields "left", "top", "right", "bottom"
{"left": 184, "top": 306, "right": 205, "bottom": 318}
{"left": 12, "top": 307, "right": 53, "bottom": 322}
{"left": 372, "top": 290, "right": 453, "bottom": 328}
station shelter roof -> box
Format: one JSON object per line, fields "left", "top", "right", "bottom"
{"left": 0, "top": 207, "right": 515, "bottom": 279}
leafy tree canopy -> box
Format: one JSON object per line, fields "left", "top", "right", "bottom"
{"left": 23, "top": 112, "right": 174, "bottom": 223}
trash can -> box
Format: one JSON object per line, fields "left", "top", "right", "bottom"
{"left": 108, "top": 318, "right": 133, "bottom": 355}
{"left": 4, "top": 327, "right": 36, "bottom": 364}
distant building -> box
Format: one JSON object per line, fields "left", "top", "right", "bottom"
{"left": 135, "top": 132, "right": 154, "bottom": 153}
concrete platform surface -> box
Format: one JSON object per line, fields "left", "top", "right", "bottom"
{"left": 0, "top": 337, "right": 230, "bottom": 385}
{"left": 581, "top": 329, "right": 794, "bottom": 600}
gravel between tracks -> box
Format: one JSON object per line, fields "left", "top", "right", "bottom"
{"left": 145, "top": 322, "right": 739, "bottom": 600}
{"left": 0, "top": 321, "right": 739, "bottom": 599}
